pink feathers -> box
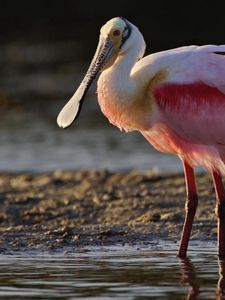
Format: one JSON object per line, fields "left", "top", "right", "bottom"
{"left": 154, "top": 82, "right": 225, "bottom": 114}
{"left": 147, "top": 81, "right": 225, "bottom": 174}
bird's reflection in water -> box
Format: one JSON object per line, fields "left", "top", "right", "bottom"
{"left": 179, "top": 257, "right": 225, "bottom": 299}
{"left": 179, "top": 258, "right": 200, "bottom": 300}
{"left": 217, "top": 259, "right": 225, "bottom": 299}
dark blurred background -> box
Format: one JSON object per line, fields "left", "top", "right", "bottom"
{"left": 0, "top": 0, "right": 224, "bottom": 172}
{"left": 1, "top": 0, "right": 225, "bottom": 102}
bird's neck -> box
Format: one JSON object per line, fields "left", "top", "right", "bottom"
{"left": 98, "top": 34, "right": 146, "bottom": 101}
{"left": 114, "top": 45, "right": 141, "bottom": 77}
{"left": 97, "top": 41, "right": 152, "bottom": 132}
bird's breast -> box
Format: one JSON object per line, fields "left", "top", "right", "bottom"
{"left": 97, "top": 77, "right": 152, "bottom": 132}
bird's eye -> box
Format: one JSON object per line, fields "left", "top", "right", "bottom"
{"left": 113, "top": 29, "right": 121, "bottom": 37}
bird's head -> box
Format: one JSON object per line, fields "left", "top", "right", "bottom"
{"left": 97, "top": 17, "right": 132, "bottom": 69}
{"left": 57, "top": 17, "right": 144, "bottom": 128}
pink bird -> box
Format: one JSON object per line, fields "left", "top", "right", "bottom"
{"left": 57, "top": 17, "right": 225, "bottom": 258}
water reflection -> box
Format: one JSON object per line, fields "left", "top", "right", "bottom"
{"left": 217, "top": 260, "right": 225, "bottom": 299}
{"left": 0, "top": 245, "right": 224, "bottom": 299}
{"left": 178, "top": 257, "right": 225, "bottom": 300}
{"left": 179, "top": 258, "right": 200, "bottom": 300}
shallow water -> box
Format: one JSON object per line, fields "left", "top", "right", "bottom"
{"left": 0, "top": 104, "right": 181, "bottom": 173}
{"left": 0, "top": 243, "right": 224, "bottom": 299}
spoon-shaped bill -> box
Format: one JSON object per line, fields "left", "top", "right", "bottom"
{"left": 57, "top": 81, "right": 88, "bottom": 129}
{"left": 57, "top": 37, "right": 114, "bottom": 128}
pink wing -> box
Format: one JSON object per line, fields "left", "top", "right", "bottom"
{"left": 153, "top": 47, "right": 225, "bottom": 146}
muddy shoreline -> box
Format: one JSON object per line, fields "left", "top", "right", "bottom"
{"left": 0, "top": 170, "right": 218, "bottom": 253}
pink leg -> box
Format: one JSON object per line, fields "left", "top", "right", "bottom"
{"left": 212, "top": 171, "right": 225, "bottom": 259}
{"left": 178, "top": 161, "right": 198, "bottom": 258}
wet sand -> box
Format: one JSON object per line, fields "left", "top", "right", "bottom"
{"left": 0, "top": 170, "right": 218, "bottom": 253}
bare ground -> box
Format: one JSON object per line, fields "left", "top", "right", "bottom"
{"left": 0, "top": 170, "right": 218, "bottom": 253}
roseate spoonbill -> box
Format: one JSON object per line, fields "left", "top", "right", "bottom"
{"left": 57, "top": 17, "right": 225, "bottom": 258}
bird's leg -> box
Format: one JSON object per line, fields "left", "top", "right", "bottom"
{"left": 212, "top": 171, "right": 225, "bottom": 259}
{"left": 178, "top": 161, "right": 198, "bottom": 258}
